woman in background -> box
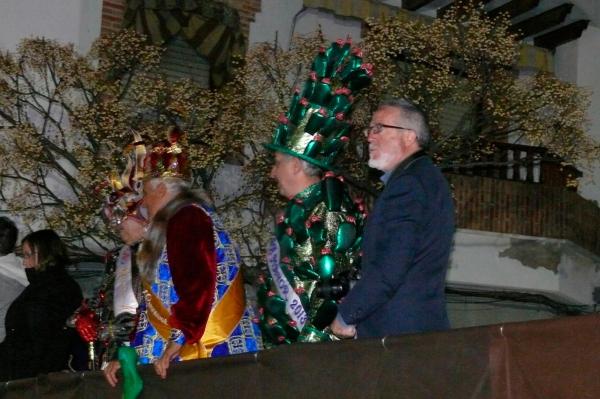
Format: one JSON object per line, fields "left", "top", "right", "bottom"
{"left": 0, "top": 229, "right": 82, "bottom": 381}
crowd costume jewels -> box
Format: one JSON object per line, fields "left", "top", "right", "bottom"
{"left": 258, "top": 39, "right": 372, "bottom": 345}
{"left": 70, "top": 134, "right": 147, "bottom": 371}
{"left": 133, "top": 129, "right": 262, "bottom": 364}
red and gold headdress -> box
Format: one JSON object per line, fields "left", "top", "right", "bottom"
{"left": 143, "top": 126, "right": 190, "bottom": 180}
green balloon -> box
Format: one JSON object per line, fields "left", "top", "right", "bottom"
{"left": 266, "top": 295, "right": 287, "bottom": 316}
{"left": 303, "top": 140, "right": 321, "bottom": 157}
{"left": 335, "top": 222, "right": 356, "bottom": 252}
{"left": 307, "top": 220, "right": 325, "bottom": 244}
{"left": 289, "top": 204, "right": 308, "bottom": 241}
{"left": 305, "top": 111, "right": 327, "bottom": 134}
{"left": 295, "top": 261, "right": 321, "bottom": 280}
{"left": 324, "top": 176, "right": 343, "bottom": 211}
{"left": 323, "top": 138, "right": 344, "bottom": 157}
{"left": 311, "top": 51, "right": 328, "bottom": 78}
{"left": 351, "top": 235, "right": 362, "bottom": 252}
{"left": 318, "top": 254, "right": 335, "bottom": 280}
{"left": 273, "top": 123, "right": 289, "bottom": 146}
{"left": 279, "top": 234, "right": 295, "bottom": 255}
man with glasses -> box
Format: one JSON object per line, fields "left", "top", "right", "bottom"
{"left": 330, "top": 98, "right": 455, "bottom": 339}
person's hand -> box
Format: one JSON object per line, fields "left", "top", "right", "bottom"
{"left": 330, "top": 316, "right": 357, "bottom": 339}
{"left": 153, "top": 342, "right": 182, "bottom": 379}
{"left": 103, "top": 360, "right": 122, "bottom": 387}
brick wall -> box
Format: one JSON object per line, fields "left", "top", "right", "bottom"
{"left": 100, "top": 0, "right": 126, "bottom": 36}
{"left": 223, "top": 0, "right": 262, "bottom": 42}
{"left": 448, "top": 174, "right": 600, "bottom": 257}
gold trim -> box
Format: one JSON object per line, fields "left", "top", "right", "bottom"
{"left": 142, "top": 270, "right": 246, "bottom": 359}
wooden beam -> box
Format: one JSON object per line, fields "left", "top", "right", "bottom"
{"left": 509, "top": 4, "right": 574, "bottom": 38}
{"left": 488, "top": 0, "right": 540, "bottom": 20}
{"left": 534, "top": 20, "right": 590, "bottom": 50}
{"left": 403, "top": 0, "right": 436, "bottom": 11}
{"left": 438, "top": 0, "right": 493, "bottom": 18}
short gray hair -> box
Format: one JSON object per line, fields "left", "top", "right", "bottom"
{"left": 379, "top": 98, "right": 431, "bottom": 149}
{"left": 146, "top": 176, "right": 213, "bottom": 206}
{"left": 146, "top": 177, "right": 190, "bottom": 195}
{"left": 300, "top": 159, "right": 322, "bottom": 178}
{"left": 279, "top": 153, "right": 323, "bottom": 178}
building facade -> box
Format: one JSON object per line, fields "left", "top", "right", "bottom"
{"left": 1, "top": 0, "right": 599, "bottom": 327}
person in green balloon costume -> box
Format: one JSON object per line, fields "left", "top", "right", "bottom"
{"left": 257, "top": 38, "right": 372, "bottom": 345}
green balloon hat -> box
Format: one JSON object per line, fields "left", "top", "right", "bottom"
{"left": 265, "top": 38, "right": 373, "bottom": 169}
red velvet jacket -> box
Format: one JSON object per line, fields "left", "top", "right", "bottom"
{"left": 166, "top": 205, "right": 216, "bottom": 344}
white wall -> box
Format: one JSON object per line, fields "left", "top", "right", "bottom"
{"left": 574, "top": 26, "right": 600, "bottom": 203}
{"left": 571, "top": 0, "right": 600, "bottom": 27}
{"left": 554, "top": 25, "right": 600, "bottom": 204}
{"left": 448, "top": 229, "right": 600, "bottom": 305}
{"left": 293, "top": 8, "right": 362, "bottom": 44}
{"left": 249, "top": 0, "right": 362, "bottom": 48}
{"left": 248, "top": 0, "right": 303, "bottom": 46}
{"left": 0, "top": 0, "right": 102, "bottom": 54}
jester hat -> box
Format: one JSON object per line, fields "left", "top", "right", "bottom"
{"left": 265, "top": 38, "right": 373, "bottom": 169}
{"left": 102, "top": 132, "right": 147, "bottom": 227}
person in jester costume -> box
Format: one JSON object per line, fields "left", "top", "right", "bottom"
{"left": 70, "top": 134, "right": 147, "bottom": 398}
{"left": 257, "top": 38, "right": 372, "bottom": 345}
{"left": 71, "top": 134, "right": 147, "bottom": 370}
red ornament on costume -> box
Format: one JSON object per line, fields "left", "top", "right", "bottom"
{"left": 74, "top": 305, "right": 100, "bottom": 343}
{"left": 278, "top": 114, "right": 289, "bottom": 124}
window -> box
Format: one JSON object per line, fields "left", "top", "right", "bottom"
{"left": 159, "top": 37, "right": 210, "bottom": 88}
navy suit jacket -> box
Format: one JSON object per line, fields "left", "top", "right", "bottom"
{"left": 338, "top": 151, "right": 455, "bottom": 338}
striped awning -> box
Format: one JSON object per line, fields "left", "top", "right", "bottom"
{"left": 123, "top": 0, "right": 246, "bottom": 88}
{"left": 303, "top": 0, "right": 552, "bottom": 72}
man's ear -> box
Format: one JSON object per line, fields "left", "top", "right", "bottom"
{"left": 404, "top": 130, "right": 418, "bottom": 146}
{"left": 290, "top": 157, "right": 303, "bottom": 174}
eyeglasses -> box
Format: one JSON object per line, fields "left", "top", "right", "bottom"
{"left": 22, "top": 251, "right": 36, "bottom": 259}
{"left": 362, "top": 123, "right": 412, "bottom": 137}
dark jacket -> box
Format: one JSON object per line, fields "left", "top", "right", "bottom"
{"left": 0, "top": 266, "right": 82, "bottom": 381}
{"left": 338, "top": 151, "right": 455, "bottom": 338}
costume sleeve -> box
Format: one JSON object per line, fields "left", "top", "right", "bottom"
{"left": 166, "top": 205, "right": 216, "bottom": 344}
{"left": 338, "top": 174, "right": 425, "bottom": 325}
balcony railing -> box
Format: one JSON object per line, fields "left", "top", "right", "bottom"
{"left": 446, "top": 146, "right": 600, "bottom": 256}
{"left": 445, "top": 141, "right": 582, "bottom": 191}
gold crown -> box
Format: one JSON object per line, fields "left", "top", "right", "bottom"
{"left": 143, "top": 126, "right": 191, "bottom": 180}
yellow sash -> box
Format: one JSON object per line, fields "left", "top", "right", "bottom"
{"left": 143, "top": 270, "right": 245, "bottom": 359}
